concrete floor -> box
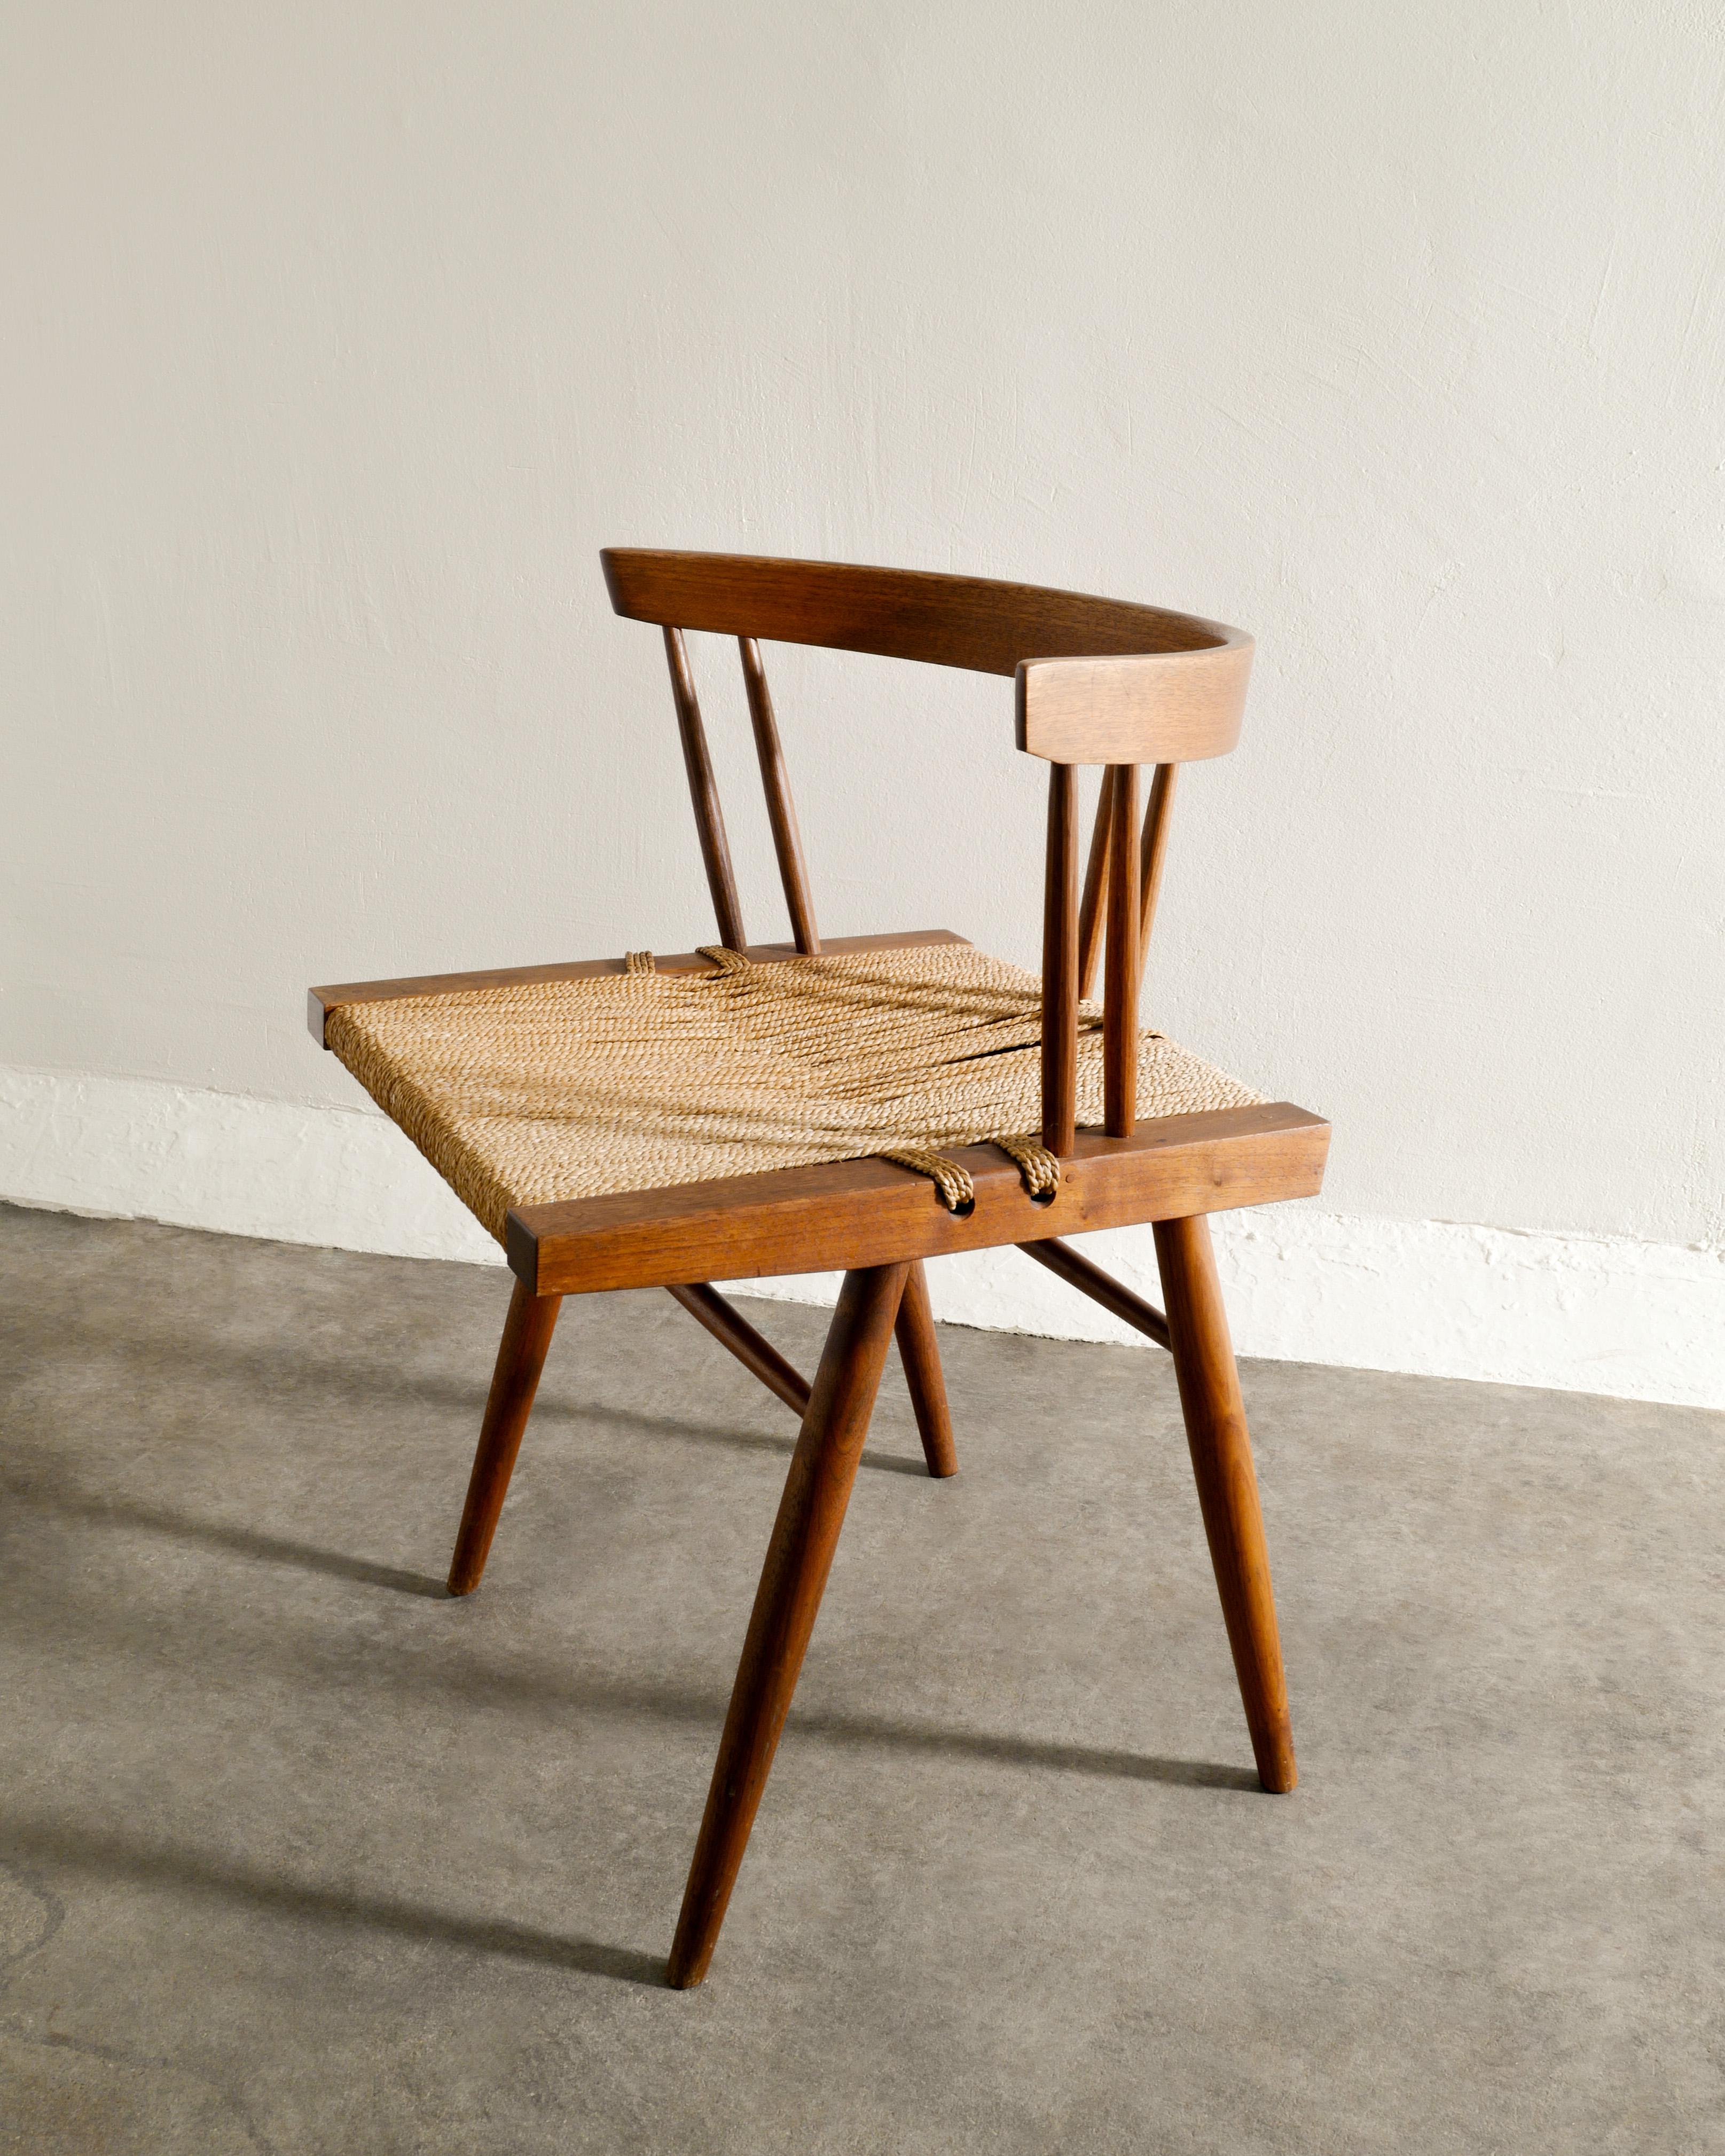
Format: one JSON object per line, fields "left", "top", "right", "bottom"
{"left": 1, "top": 1204, "right": 1721, "bottom": 2155}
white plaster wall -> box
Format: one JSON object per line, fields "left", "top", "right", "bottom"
{"left": 3, "top": 5, "right": 1722, "bottom": 1397}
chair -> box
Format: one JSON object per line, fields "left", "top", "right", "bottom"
{"left": 308, "top": 549, "right": 1330, "bottom": 1988}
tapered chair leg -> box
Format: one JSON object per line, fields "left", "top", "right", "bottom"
{"left": 894, "top": 1259, "right": 957, "bottom": 1477}
{"left": 446, "top": 1277, "right": 563, "bottom": 1597}
{"left": 1152, "top": 1214, "right": 1297, "bottom": 1793}
{"left": 667, "top": 1261, "right": 909, "bottom": 1988}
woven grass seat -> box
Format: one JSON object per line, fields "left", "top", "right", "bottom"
{"left": 325, "top": 939, "right": 1260, "bottom": 1241}
{"left": 306, "top": 548, "right": 1332, "bottom": 1989}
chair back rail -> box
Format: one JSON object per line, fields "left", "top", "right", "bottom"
{"left": 604, "top": 546, "right": 1238, "bottom": 669}
{"left": 613, "top": 549, "right": 1252, "bottom": 1162}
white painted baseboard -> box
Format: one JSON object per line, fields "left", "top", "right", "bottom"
{"left": 3, "top": 1066, "right": 1720, "bottom": 1410}
{"left": 0, "top": 1067, "right": 504, "bottom": 1269}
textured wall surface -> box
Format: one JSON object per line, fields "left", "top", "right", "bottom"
{"left": 4, "top": 6, "right": 1721, "bottom": 1349}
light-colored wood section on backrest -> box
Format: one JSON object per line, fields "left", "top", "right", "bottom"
{"left": 1014, "top": 642, "right": 1249, "bottom": 765}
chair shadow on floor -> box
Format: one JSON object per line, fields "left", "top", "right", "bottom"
{"left": 9, "top": 1413, "right": 928, "bottom": 1613}
{"left": 594, "top": 1401, "right": 932, "bottom": 1477}
{"left": 493, "top": 1671, "right": 1263, "bottom": 1793}
{"left": 7, "top": 1486, "right": 450, "bottom": 1599}
{"left": 26, "top": 1302, "right": 937, "bottom": 1476}
{"left": 12, "top": 1488, "right": 1259, "bottom": 1793}
{"left": 0, "top": 1818, "right": 667, "bottom": 1986}
{"left": 782, "top": 1710, "right": 1260, "bottom": 1790}
{"left": 402, "top": 1653, "right": 1262, "bottom": 1794}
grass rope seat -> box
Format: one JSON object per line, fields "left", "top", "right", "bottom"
{"left": 324, "top": 939, "right": 1260, "bottom": 1240}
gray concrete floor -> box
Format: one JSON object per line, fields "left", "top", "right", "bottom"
{"left": 1, "top": 1203, "right": 1721, "bottom": 2155}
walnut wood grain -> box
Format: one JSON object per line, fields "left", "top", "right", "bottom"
{"left": 603, "top": 548, "right": 1241, "bottom": 677}
{"left": 1154, "top": 1212, "right": 1296, "bottom": 1793}
{"left": 893, "top": 1259, "right": 956, "bottom": 1477}
{"left": 1139, "top": 762, "right": 1179, "bottom": 963}
{"left": 307, "top": 930, "right": 968, "bottom": 1043}
{"left": 663, "top": 624, "right": 748, "bottom": 951}
{"left": 667, "top": 1261, "right": 909, "bottom": 1987}
{"left": 739, "top": 637, "right": 820, "bottom": 955}
{"left": 508, "top": 1103, "right": 1330, "bottom": 1298}
{"left": 445, "top": 1279, "right": 562, "bottom": 1596}
{"left": 1103, "top": 764, "right": 1141, "bottom": 1136}
{"left": 1016, "top": 1236, "right": 1171, "bottom": 1351}
{"left": 1077, "top": 765, "right": 1116, "bottom": 1001}
{"left": 1040, "top": 763, "right": 1080, "bottom": 1156}
{"left": 665, "top": 1283, "right": 811, "bottom": 1417}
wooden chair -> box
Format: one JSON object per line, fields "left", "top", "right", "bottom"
{"left": 308, "top": 550, "right": 1330, "bottom": 1988}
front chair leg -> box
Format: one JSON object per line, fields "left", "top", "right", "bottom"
{"left": 668, "top": 1260, "right": 909, "bottom": 1989}
{"left": 894, "top": 1259, "right": 957, "bottom": 1477}
{"left": 1152, "top": 1214, "right": 1297, "bottom": 1793}
{"left": 446, "top": 1277, "right": 563, "bottom": 1597}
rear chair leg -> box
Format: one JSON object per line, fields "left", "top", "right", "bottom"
{"left": 1152, "top": 1214, "right": 1297, "bottom": 1793}
{"left": 668, "top": 1261, "right": 909, "bottom": 1988}
{"left": 895, "top": 1259, "right": 956, "bottom": 1477}
{"left": 446, "top": 1277, "right": 563, "bottom": 1597}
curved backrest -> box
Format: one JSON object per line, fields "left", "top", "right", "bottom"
{"left": 602, "top": 548, "right": 1251, "bottom": 766}
{"left": 602, "top": 546, "right": 1255, "bottom": 1159}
